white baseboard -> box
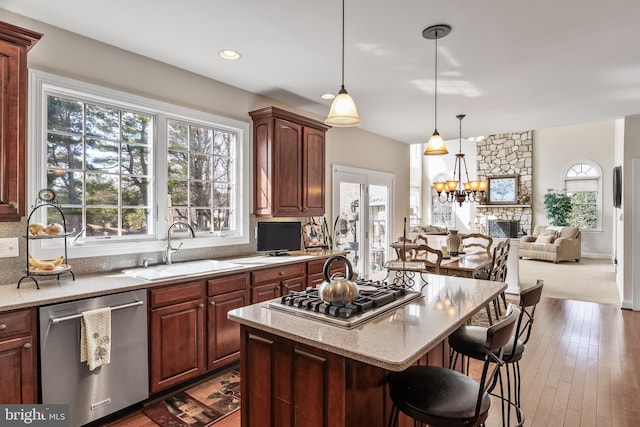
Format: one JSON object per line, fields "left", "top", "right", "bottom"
{"left": 581, "top": 252, "right": 614, "bottom": 260}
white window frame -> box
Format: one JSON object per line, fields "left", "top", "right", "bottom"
{"left": 28, "top": 70, "right": 250, "bottom": 259}
{"left": 561, "top": 160, "right": 602, "bottom": 232}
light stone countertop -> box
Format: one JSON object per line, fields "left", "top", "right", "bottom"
{"left": 0, "top": 251, "right": 339, "bottom": 313}
{"left": 228, "top": 274, "right": 507, "bottom": 372}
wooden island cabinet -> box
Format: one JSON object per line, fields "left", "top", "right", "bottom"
{"left": 249, "top": 106, "right": 329, "bottom": 217}
{"left": 230, "top": 274, "right": 507, "bottom": 427}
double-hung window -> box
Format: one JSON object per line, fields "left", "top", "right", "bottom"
{"left": 29, "top": 71, "right": 250, "bottom": 259}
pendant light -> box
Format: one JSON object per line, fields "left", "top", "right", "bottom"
{"left": 325, "top": 0, "right": 361, "bottom": 127}
{"left": 422, "top": 24, "right": 451, "bottom": 155}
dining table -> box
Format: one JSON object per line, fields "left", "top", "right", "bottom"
{"left": 389, "top": 241, "right": 493, "bottom": 278}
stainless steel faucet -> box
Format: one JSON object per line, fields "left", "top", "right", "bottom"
{"left": 166, "top": 221, "right": 196, "bottom": 264}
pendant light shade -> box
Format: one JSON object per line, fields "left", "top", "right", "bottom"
{"left": 423, "top": 24, "right": 451, "bottom": 155}
{"left": 326, "top": 85, "right": 360, "bottom": 127}
{"left": 325, "top": 0, "right": 360, "bottom": 127}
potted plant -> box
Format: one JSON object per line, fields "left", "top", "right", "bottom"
{"left": 543, "top": 189, "right": 572, "bottom": 226}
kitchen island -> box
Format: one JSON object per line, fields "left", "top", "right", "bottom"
{"left": 228, "top": 274, "right": 507, "bottom": 427}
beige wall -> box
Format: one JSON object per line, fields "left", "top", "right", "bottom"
{"left": 533, "top": 121, "right": 615, "bottom": 258}
{"left": 620, "top": 115, "right": 640, "bottom": 308}
{"left": 0, "top": 10, "right": 409, "bottom": 285}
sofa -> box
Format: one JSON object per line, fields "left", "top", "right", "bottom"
{"left": 519, "top": 225, "right": 581, "bottom": 263}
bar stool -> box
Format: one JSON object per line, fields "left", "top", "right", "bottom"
{"left": 387, "top": 305, "right": 520, "bottom": 427}
{"left": 448, "top": 280, "right": 544, "bottom": 426}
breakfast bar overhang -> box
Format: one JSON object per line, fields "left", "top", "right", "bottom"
{"left": 229, "top": 274, "right": 507, "bottom": 427}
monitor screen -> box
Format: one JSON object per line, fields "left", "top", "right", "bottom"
{"left": 256, "top": 221, "right": 301, "bottom": 255}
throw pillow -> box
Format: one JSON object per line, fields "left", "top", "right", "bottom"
{"left": 535, "top": 235, "right": 555, "bottom": 244}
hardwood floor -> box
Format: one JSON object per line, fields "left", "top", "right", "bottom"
{"left": 104, "top": 296, "right": 640, "bottom": 427}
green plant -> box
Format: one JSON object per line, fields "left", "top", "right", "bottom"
{"left": 543, "top": 189, "right": 572, "bottom": 226}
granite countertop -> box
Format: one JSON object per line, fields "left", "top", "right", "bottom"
{"left": 0, "top": 251, "right": 341, "bottom": 313}
{"left": 228, "top": 274, "right": 506, "bottom": 372}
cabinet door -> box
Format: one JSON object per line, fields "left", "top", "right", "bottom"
{"left": 150, "top": 299, "right": 205, "bottom": 393}
{"left": 301, "top": 127, "right": 325, "bottom": 215}
{"left": 252, "top": 282, "right": 281, "bottom": 303}
{"left": 0, "top": 336, "right": 35, "bottom": 403}
{"left": 0, "top": 23, "right": 41, "bottom": 221}
{"left": 207, "top": 289, "right": 249, "bottom": 371}
{"left": 282, "top": 275, "right": 305, "bottom": 295}
{"left": 273, "top": 118, "right": 302, "bottom": 216}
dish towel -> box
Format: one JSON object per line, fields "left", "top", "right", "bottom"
{"left": 80, "top": 307, "right": 112, "bottom": 371}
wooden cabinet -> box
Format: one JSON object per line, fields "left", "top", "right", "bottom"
{"left": 207, "top": 273, "right": 249, "bottom": 371}
{"left": 306, "top": 257, "right": 347, "bottom": 288}
{"left": 240, "top": 326, "right": 447, "bottom": 427}
{"left": 0, "top": 22, "right": 41, "bottom": 221}
{"left": 249, "top": 106, "right": 329, "bottom": 217}
{"left": 251, "top": 262, "right": 306, "bottom": 303}
{"left": 0, "top": 308, "right": 37, "bottom": 403}
{"left": 149, "top": 281, "right": 205, "bottom": 393}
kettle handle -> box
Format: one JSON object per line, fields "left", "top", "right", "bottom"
{"left": 322, "top": 255, "right": 354, "bottom": 282}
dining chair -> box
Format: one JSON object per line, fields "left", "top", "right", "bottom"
{"left": 387, "top": 305, "right": 521, "bottom": 427}
{"left": 475, "top": 239, "right": 510, "bottom": 323}
{"left": 448, "top": 280, "right": 544, "bottom": 426}
{"left": 461, "top": 233, "right": 493, "bottom": 256}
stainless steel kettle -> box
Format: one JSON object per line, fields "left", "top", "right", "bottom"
{"left": 318, "top": 255, "right": 358, "bottom": 305}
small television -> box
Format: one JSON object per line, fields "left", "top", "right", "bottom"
{"left": 256, "top": 221, "right": 301, "bottom": 255}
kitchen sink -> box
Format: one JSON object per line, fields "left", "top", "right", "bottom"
{"left": 122, "top": 259, "right": 243, "bottom": 280}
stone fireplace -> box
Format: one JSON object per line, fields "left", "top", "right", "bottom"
{"left": 487, "top": 219, "right": 520, "bottom": 238}
{"left": 475, "top": 131, "right": 533, "bottom": 234}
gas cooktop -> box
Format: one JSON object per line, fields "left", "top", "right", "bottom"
{"left": 268, "top": 279, "right": 422, "bottom": 328}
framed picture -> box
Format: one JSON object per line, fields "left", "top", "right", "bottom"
{"left": 487, "top": 175, "right": 519, "bottom": 204}
{"left": 302, "top": 222, "right": 326, "bottom": 248}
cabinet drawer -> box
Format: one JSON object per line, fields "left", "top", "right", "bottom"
{"left": 150, "top": 281, "right": 205, "bottom": 308}
{"left": 252, "top": 263, "right": 305, "bottom": 285}
{"left": 208, "top": 273, "right": 249, "bottom": 296}
{"left": 307, "top": 258, "right": 347, "bottom": 276}
{"left": 0, "top": 308, "right": 33, "bottom": 339}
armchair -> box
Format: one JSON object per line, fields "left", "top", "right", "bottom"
{"left": 519, "top": 225, "right": 581, "bottom": 263}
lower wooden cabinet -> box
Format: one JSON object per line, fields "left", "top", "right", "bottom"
{"left": 307, "top": 258, "right": 347, "bottom": 287}
{"left": 251, "top": 263, "right": 306, "bottom": 303}
{"left": 0, "top": 308, "right": 37, "bottom": 403}
{"left": 149, "top": 281, "right": 205, "bottom": 393}
{"left": 207, "top": 273, "right": 249, "bottom": 371}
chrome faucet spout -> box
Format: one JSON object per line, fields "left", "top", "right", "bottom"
{"left": 166, "top": 221, "right": 196, "bottom": 264}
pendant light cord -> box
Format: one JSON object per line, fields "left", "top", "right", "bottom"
{"left": 341, "top": 0, "right": 345, "bottom": 87}
{"left": 434, "top": 29, "right": 438, "bottom": 130}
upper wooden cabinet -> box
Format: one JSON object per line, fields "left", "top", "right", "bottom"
{"left": 0, "top": 22, "right": 41, "bottom": 222}
{"left": 249, "top": 106, "right": 330, "bottom": 217}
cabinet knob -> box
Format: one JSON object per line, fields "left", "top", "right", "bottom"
{"left": 23, "top": 342, "right": 31, "bottom": 349}
{"left": 0, "top": 323, "right": 6, "bottom": 331}
{"left": 198, "top": 303, "right": 204, "bottom": 308}
{"left": 279, "top": 271, "right": 284, "bottom": 276}
{"left": 210, "top": 301, "right": 216, "bottom": 306}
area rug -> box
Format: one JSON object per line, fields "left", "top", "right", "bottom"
{"left": 518, "top": 258, "right": 619, "bottom": 305}
{"left": 142, "top": 367, "right": 240, "bottom": 426}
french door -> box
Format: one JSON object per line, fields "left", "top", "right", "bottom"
{"left": 332, "top": 165, "right": 394, "bottom": 279}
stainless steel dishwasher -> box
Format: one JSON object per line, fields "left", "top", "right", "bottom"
{"left": 39, "top": 289, "right": 148, "bottom": 427}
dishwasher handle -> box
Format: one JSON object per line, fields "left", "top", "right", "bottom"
{"left": 50, "top": 300, "right": 144, "bottom": 324}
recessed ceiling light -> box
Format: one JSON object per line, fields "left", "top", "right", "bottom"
{"left": 321, "top": 93, "right": 335, "bottom": 100}
{"left": 219, "top": 50, "right": 241, "bottom": 61}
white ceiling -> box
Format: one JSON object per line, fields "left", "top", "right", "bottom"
{"left": 3, "top": 0, "right": 640, "bottom": 143}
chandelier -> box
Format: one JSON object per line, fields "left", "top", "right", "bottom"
{"left": 433, "top": 114, "right": 487, "bottom": 206}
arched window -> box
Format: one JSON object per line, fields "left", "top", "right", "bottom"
{"left": 563, "top": 161, "right": 602, "bottom": 230}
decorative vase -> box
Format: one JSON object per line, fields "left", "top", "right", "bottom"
{"left": 447, "top": 229, "right": 461, "bottom": 256}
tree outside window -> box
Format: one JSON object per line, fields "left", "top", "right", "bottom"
{"left": 564, "top": 162, "right": 601, "bottom": 230}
